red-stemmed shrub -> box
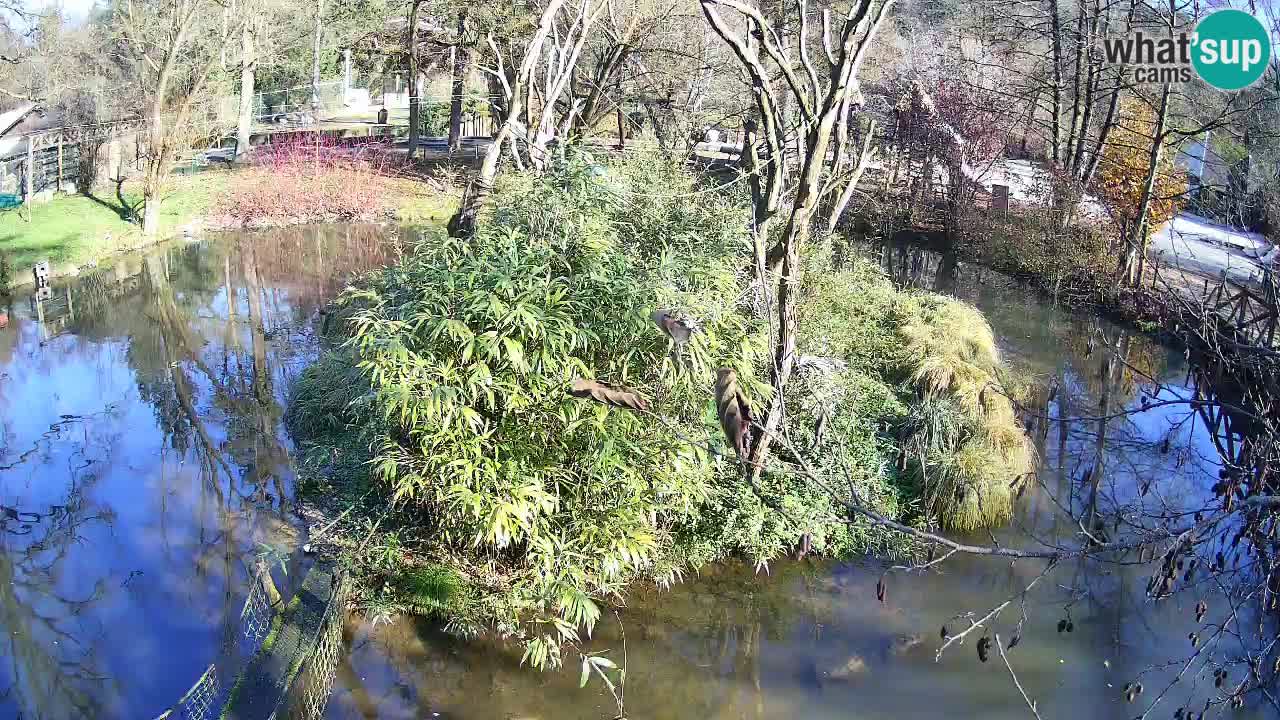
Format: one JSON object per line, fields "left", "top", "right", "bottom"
{"left": 221, "top": 133, "right": 401, "bottom": 226}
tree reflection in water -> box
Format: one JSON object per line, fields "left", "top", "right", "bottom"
{"left": 0, "top": 224, "right": 399, "bottom": 719}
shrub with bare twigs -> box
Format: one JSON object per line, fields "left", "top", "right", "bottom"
{"left": 220, "top": 134, "right": 398, "bottom": 227}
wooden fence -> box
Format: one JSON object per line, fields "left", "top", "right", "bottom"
{"left": 1, "top": 121, "right": 143, "bottom": 205}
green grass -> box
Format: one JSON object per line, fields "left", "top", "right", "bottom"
{"left": 0, "top": 168, "right": 457, "bottom": 287}
{"left": 0, "top": 172, "right": 228, "bottom": 281}
{"left": 385, "top": 176, "right": 458, "bottom": 224}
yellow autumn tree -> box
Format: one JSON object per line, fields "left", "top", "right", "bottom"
{"left": 1094, "top": 97, "right": 1188, "bottom": 285}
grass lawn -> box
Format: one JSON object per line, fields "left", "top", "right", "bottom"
{"left": 0, "top": 171, "right": 229, "bottom": 281}
{"left": 387, "top": 176, "right": 458, "bottom": 225}
{"left": 0, "top": 167, "right": 458, "bottom": 287}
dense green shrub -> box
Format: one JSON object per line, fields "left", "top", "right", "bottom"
{"left": 293, "top": 154, "right": 774, "bottom": 667}
{"left": 959, "top": 208, "right": 1112, "bottom": 293}
{"left": 290, "top": 153, "right": 1035, "bottom": 667}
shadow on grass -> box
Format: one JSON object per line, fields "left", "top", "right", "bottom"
{"left": 84, "top": 192, "right": 136, "bottom": 223}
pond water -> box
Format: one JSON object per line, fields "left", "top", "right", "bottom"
{"left": 0, "top": 230, "right": 1265, "bottom": 720}
{"left": 322, "top": 242, "right": 1268, "bottom": 720}
{"left": 0, "top": 225, "right": 399, "bottom": 719}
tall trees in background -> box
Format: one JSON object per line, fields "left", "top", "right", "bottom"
{"left": 236, "top": 12, "right": 257, "bottom": 156}
{"left": 956, "top": 0, "right": 1279, "bottom": 285}
{"left": 446, "top": 10, "right": 469, "bottom": 152}
{"left": 1095, "top": 95, "right": 1185, "bottom": 284}
{"left": 406, "top": 0, "right": 426, "bottom": 157}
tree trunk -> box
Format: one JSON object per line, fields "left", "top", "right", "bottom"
{"left": 751, "top": 71, "right": 861, "bottom": 474}
{"left": 1117, "top": 83, "right": 1171, "bottom": 286}
{"left": 826, "top": 119, "right": 876, "bottom": 233}
{"left": 1081, "top": 70, "right": 1124, "bottom": 186}
{"left": 1081, "top": 0, "right": 1136, "bottom": 186}
{"left": 1064, "top": 2, "right": 1086, "bottom": 170}
{"left": 236, "top": 21, "right": 255, "bottom": 158}
{"left": 407, "top": 0, "right": 422, "bottom": 155}
{"left": 447, "top": 11, "right": 469, "bottom": 153}
{"left": 142, "top": 175, "right": 162, "bottom": 235}
{"left": 311, "top": 0, "right": 324, "bottom": 112}
{"left": 448, "top": 124, "right": 510, "bottom": 237}
{"left": 1048, "top": 0, "right": 1064, "bottom": 165}
{"left": 142, "top": 94, "right": 169, "bottom": 236}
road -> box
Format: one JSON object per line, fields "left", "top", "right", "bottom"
{"left": 1149, "top": 213, "right": 1273, "bottom": 287}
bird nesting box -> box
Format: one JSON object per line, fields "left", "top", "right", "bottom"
{"left": 32, "top": 261, "right": 50, "bottom": 289}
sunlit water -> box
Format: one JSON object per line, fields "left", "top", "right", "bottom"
{"left": 323, "top": 243, "right": 1268, "bottom": 720}
{"left": 0, "top": 229, "right": 1265, "bottom": 720}
{"left": 0, "top": 225, "right": 399, "bottom": 719}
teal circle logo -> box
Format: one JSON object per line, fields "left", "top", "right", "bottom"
{"left": 1192, "top": 9, "right": 1271, "bottom": 91}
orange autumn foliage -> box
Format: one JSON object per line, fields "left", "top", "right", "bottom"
{"left": 1094, "top": 98, "right": 1187, "bottom": 238}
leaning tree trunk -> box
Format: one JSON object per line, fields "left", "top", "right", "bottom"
{"left": 448, "top": 0, "right": 568, "bottom": 238}
{"left": 826, "top": 119, "right": 877, "bottom": 234}
{"left": 1118, "top": 83, "right": 1171, "bottom": 286}
{"left": 236, "top": 20, "right": 255, "bottom": 158}
{"left": 447, "top": 11, "right": 468, "bottom": 152}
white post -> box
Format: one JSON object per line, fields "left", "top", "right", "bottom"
{"left": 343, "top": 48, "right": 353, "bottom": 104}
{"left": 24, "top": 136, "right": 33, "bottom": 205}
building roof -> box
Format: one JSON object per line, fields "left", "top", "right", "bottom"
{"left": 0, "top": 105, "right": 66, "bottom": 159}
{"left": 0, "top": 103, "right": 37, "bottom": 137}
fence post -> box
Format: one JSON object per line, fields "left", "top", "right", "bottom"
{"left": 57, "top": 134, "right": 64, "bottom": 193}
{"left": 24, "top": 136, "right": 33, "bottom": 205}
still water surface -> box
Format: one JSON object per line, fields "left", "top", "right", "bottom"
{"left": 0, "top": 230, "right": 1262, "bottom": 720}
{"left": 0, "top": 226, "right": 397, "bottom": 719}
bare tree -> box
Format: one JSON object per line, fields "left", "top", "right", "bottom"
{"left": 114, "top": 0, "right": 233, "bottom": 235}
{"left": 448, "top": 0, "right": 592, "bottom": 237}
{"left": 698, "top": 0, "right": 891, "bottom": 473}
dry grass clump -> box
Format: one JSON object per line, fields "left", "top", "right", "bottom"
{"left": 895, "top": 296, "right": 1035, "bottom": 532}
{"left": 794, "top": 252, "right": 1039, "bottom": 533}
{"left": 898, "top": 298, "right": 1000, "bottom": 411}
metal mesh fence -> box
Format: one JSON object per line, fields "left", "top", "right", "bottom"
{"left": 240, "top": 567, "right": 275, "bottom": 653}
{"left": 253, "top": 81, "right": 346, "bottom": 121}
{"left": 151, "top": 664, "right": 219, "bottom": 720}
{"left": 277, "top": 570, "right": 350, "bottom": 720}
{"left": 149, "top": 564, "right": 275, "bottom": 720}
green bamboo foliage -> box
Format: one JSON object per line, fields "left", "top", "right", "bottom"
{"left": 298, "top": 154, "right": 766, "bottom": 666}
{"left": 291, "top": 155, "right": 1037, "bottom": 667}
